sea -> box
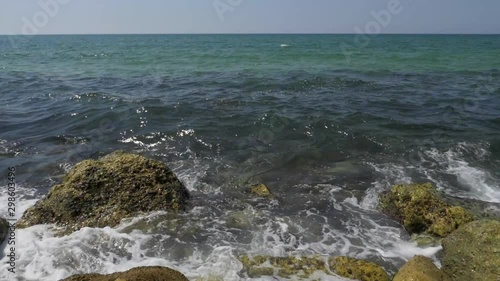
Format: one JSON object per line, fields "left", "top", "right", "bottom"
{"left": 0, "top": 34, "right": 499, "bottom": 281}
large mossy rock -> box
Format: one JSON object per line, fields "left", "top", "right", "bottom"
{"left": 0, "top": 216, "right": 8, "bottom": 244}
{"left": 393, "top": 256, "right": 452, "bottom": 281}
{"left": 60, "top": 266, "right": 189, "bottom": 281}
{"left": 442, "top": 220, "right": 500, "bottom": 281}
{"left": 239, "top": 255, "right": 389, "bottom": 280}
{"left": 379, "top": 183, "right": 473, "bottom": 237}
{"left": 17, "top": 151, "right": 189, "bottom": 233}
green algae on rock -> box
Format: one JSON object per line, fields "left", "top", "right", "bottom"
{"left": 442, "top": 220, "right": 500, "bottom": 281}
{"left": 0, "top": 216, "right": 8, "bottom": 244}
{"left": 393, "top": 255, "right": 452, "bottom": 281}
{"left": 379, "top": 183, "right": 473, "bottom": 237}
{"left": 17, "top": 151, "right": 189, "bottom": 233}
{"left": 249, "top": 183, "right": 272, "bottom": 197}
{"left": 239, "top": 255, "right": 389, "bottom": 280}
{"left": 240, "top": 255, "right": 327, "bottom": 278}
{"left": 59, "top": 266, "right": 189, "bottom": 281}
{"left": 329, "top": 257, "right": 390, "bottom": 281}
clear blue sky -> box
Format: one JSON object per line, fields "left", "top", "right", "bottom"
{"left": 1, "top": 0, "right": 499, "bottom": 35}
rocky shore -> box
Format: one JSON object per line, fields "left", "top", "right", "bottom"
{"left": 14, "top": 151, "right": 499, "bottom": 280}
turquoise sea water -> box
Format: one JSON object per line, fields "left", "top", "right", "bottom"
{"left": 1, "top": 34, "right": 500, "bottom": 280}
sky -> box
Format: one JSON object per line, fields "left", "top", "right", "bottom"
{"left": 0, "top": 0, "right": 499, "bottom": 35}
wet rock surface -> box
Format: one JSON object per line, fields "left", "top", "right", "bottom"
{"left": 442, "top": 219, "right": 500, "bottom": 281}
{"left": 379, "top": 183, "right": 474, "bottom": 237}
{"left": 17, "top": 151, "right": 189, "bottom": 233}
{"left": 393, "top": 255, "right": 452, "bottom": 281}
{"left": 59, "top": 266, "right": 189, "bottom": 281}
{"left": 239, "top": 255, "right": 389, "bottom": 280}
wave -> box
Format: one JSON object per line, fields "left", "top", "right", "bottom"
{"left": 422, "top": 142, "right": 500, "bottom": 203}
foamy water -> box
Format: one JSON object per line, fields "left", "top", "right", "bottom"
{"left": 422, "top": 143, "right": 500, "bottom": 203}
{"left": 0, "top": 178, "right": 443, "bottom": 281}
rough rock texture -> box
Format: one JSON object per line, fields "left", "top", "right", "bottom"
{"left": 239, "top": 255, "right": 389, "bottom": 280}
{"left": 379, "top": 183, "right": 473, "bottom": 237}
{"left": 240, "top": 255, "right": 326, "bottom": 278}
{"left": 442, "top": 220, "right": 500, "bottom": 281}
{"left": 329, "top": 257, "right": 390, "bottom": 281}
{"left": 393, "top": 256, "right": 452, "bottom": 281}
{"left": 249, "top": 184, "right": 272, "bottom": 197}
{"left": 0, "top": 216, "right": 8, "bottom": 244}
{"left": 60, "top": 266, "right": 189, "bottom": 281}
{"left": 17, "top": 151, "right": 189, "bottom": 233}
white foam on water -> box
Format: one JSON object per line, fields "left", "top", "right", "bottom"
{"left": 361, "top": 163, "right": 413, "bottom": 210}
{"left": 0, "top": 193, "right": 440, "bottom": 281}
{"left": 1, "top": 225, "right": 181, "bottom": 281}
{"left": 423, "top": 142, "right": 500, "bottom": 203}
{"left": 0, "top": 185, "right": 39, "bottom": 220}
{"left": 171, "top": 157, "right": 218, "bottom": 195}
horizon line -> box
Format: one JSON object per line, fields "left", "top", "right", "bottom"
{"left": 1, "top": 32, "right": 499, "bottom": 36}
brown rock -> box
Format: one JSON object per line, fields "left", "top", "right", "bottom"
{"left": 393, "top": 255, "right": 452, "bottom": 281}
{"left": 59, "top": 266, "right": 189, "bottom": 281}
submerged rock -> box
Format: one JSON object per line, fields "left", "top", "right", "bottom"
{"left": 249, "top": 183, "right": 272, "bottom": 197}
{"left": 379, "top": 183, "right": 473, "bottom": 237}
{"left": 393, "top": 256, "right": 452, "bottom": 281}
{"left": 410, "top": 234, "right": 441, "bottom": 247}
{"left": 0, "top": 216, "right": 8, "bottom": 244}
{"left": 239, "top": 255, "right": 389, "bottom": 280}
{"left": 17, "top": 151, "right": 189, "bottom": 233}
{"left": 442, "top": 220, "right": 500, "bottom": 281}
{"left": 240, "top": 255, "right": 326, "bottom": 278}
{"left": 60, "top": 266, "right": 189, "bottom": 281}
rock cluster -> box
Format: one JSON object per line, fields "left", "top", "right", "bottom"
{"left": 239, "top": 255, "right": 390, "bottom": 280}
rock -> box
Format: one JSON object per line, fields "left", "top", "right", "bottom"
{"left": 379, "top": 183, "right": 473, "bottom": 237}
{"left": 240, "top": 255, "right": 326, "bottom": 278}
{"left": 239, "top": 255, "right": 389, "bottom": 280}
{"left": 0, "top": 216, "right": 8, "bottom": 244}
{"left": 442, "top": 220, "right": 500, "bottom": 281}
{"left": 59, "top": 266, "right": 189, "bottom": 281}
{"left": 393, "top": 256, "right": 452, "bottom": 281}
{"left": 249, "top": 184, "right": 272, "bottom": 197}
{"left": 17, "top": 151, "right": 189, "bottom": 233}
{"left": 329, "top": 256, "right": 390, "bottom": 281}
